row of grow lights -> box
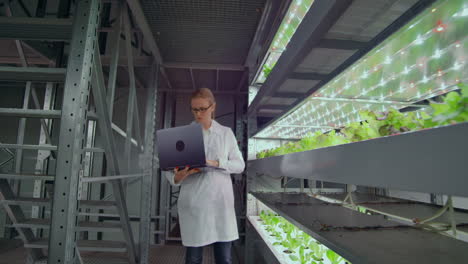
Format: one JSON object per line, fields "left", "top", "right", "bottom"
{"left": 251, "top": 0, "right": 315, "bottom": 87}
{"left": 254, "top": 0, "right": 468, "bottom": 139}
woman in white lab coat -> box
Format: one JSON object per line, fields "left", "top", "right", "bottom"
{"left": 166, "top": 88, "right": 245, "bottom": 264}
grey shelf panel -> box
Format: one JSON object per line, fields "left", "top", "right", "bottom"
{"left": 252, "top": 192, "right": 468, "bottom": 264}
{"left": 320, "top": 193, "right": 468, "bottom": 226}
{"left": 248, "top": 123, "right": 468, "bottom": 197}
{"left": 319, "top": 193, "right": 409, "bottom": 204}
{"left": 0, "top": 17, "right": 72, "bottom": 41}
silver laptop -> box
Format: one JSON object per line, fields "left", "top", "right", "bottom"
{"left": 156, "top": 123, "right": 225, "bottom": 171}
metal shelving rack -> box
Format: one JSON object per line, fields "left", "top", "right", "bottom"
{"left": 245, "top": 0, "right": 468, "bottom": 263}
{"left": 0, "top": 0, "right": 164, "bottom": 263}
{"left": 246, "top": 123, "right": 468, "bottom": 263}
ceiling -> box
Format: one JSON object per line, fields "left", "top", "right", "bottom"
{"left": 141, "top": 0, "right": 268, "bottom": 92}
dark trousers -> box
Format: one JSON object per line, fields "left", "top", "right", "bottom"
{"left": 185, "top": 241, "right": 232, "bottom": 264}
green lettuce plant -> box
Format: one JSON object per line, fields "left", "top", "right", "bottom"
{"left": 256, "top": 84, "right": 468, "bottom": 159}
{"left": 260, "top": 210, "right": 349, "bottom": 263}
{"left": 327, "top": 249, "right": 345, "bottom": 264}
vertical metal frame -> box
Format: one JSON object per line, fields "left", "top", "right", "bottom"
{"left": 138, "top": 62, "right": 159, "bottom": 264}
{"left": 32, "top": 82, "right": 55, "bottom": 235}
{"left": 106, "top": 1, "right": 122, "bottom": 120}
{"left": 123, "top": 6, "right": 138, "bottom": 174}
{"left": 48, "top": 0, "right": 101, "bottom": 263}
{"left": 92, "top": 30, "right": 138, "bottom": 264}
{"left": 12, "top": 82, "right": 31, "bottom": 195}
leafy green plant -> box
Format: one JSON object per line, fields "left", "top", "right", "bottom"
{"left": 263, "top": 65, "right": 273, "bottom": 78}
{"left": 327, "top": 249, "right": 345, "bottom": 264}
{"left": 261, "top": 210, "right": 350, "bottom": 263}
{"left": 256, "top": 84, "right": 468, "bottom": 159}
{"left": 309, "top": 241, "right": 325, "bottom": 262}
{"left": 427, "top": 83, "right": 468, "bottom": 126}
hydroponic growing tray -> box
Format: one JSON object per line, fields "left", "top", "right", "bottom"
{"left": 251, "top": 192, "right": 468, "bottom": 264}
{"left": 248, "top": 122, "right": 468, "bottom": 197}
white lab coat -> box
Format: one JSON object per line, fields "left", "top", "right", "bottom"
{"left": 165, "top": 120, "right": 245, "bottom": 247}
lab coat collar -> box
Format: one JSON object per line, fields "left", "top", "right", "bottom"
{"left": 191, "top": 120, "right": 223, "bottom": 136}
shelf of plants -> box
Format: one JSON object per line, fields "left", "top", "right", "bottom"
{"left": 253, "top": 0, "right": 468, "bottom": 140}
{"left": 247, "top": 193, "right": 468, "bottom": 264}
{"left": 246, "top": 0, "right": 468, "bottom": 263}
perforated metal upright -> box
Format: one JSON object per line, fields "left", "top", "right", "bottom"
{"left": 139, "top": 62, "right": 159, "bottom": 264}
{"left": 48, "top": 0, "right": 101, "bottom": 263}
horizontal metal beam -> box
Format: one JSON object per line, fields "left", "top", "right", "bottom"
{"left": 0, "top": 17, "right": 72, "bottom": 41}
{"left": 163, "top": 62, "right": 245, "bottom": 71}
{"left": 0, "top": 57, "right": 51, "bottom": 65}
{"left": 157, "top": 89, "right": 248, "bottom": 95}
{"left": 0, "top": 144, "right": 57, "bottom": 151}
{"left": 316, "top": 38, "right": 368, "bottom": 50}
{"left": 0, "top": 108, "right": 99, "bottom": 120}
{"left": 0, "top": 66, "right": 66, "bottom": 82}
{"left": 0, "top": 143, "right": 104, "bottom": 153}
{"left": 289, "top": 72, "right": 328, "bottom": 80}
{"left": 101, "top": 56, "right": 153, "bottom": 67}
{"left": 25, "top": 240, "right": 128, "bottom": 253}
{"left": 11, "top": 220, "right": 123, "bottom": 232}
{"left": 248, "top": 123, "right": 468, "bottom": 197}
{"left": 81, "top": 173, "right": 149, "bottom": 183}
{"left": 0, "top": 109, "right": 61, "bottom": 119}
{"left": 0, "top": 173, "right": 55, "bottom": 181}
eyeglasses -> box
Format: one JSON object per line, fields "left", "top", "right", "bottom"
{"left": 191, "top": 103, "right": 213, "bottom": 114}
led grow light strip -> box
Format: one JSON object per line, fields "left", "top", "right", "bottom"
{"left": 254, "top": 0, "right": 468, "bottom": 139}
{"left": 251, "top": 0, "right": 315, "bottom": 86}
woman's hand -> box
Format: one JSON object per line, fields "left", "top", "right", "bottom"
{"left": 206, "top": 160, "right": 219, "bottom": 167}
{"left": 174, "top": 166, "right": 201, "bottom": 184}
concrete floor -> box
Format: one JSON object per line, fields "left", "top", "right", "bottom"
{"left": 0, "top": 242, "right": 242, "bottom": 264}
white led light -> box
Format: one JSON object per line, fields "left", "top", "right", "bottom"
{"left": 422, "top": 76, "right": 429, "bottom": 83}
{"left": 414, "top": 35, "right": 424, "bottom": 45}
{"left": 360, "top": 70, "right": 368, "bottom": 79}
{"left": 379, "top": 79, "right": 386, "bottom": 87}
{"left": 453, "top": 62, "right": 462, "bottom": 70}
{"left": 453, "top": 5, "right": 468, "bottom": 17}
{"left": 403, "top": 66, "right": 410, "bottom": 75}
{"left": 384, "top": 56, "right": 392, "bottom": 64}
{"left": 433, "top": 49, "right": 442, "bottom": 59}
